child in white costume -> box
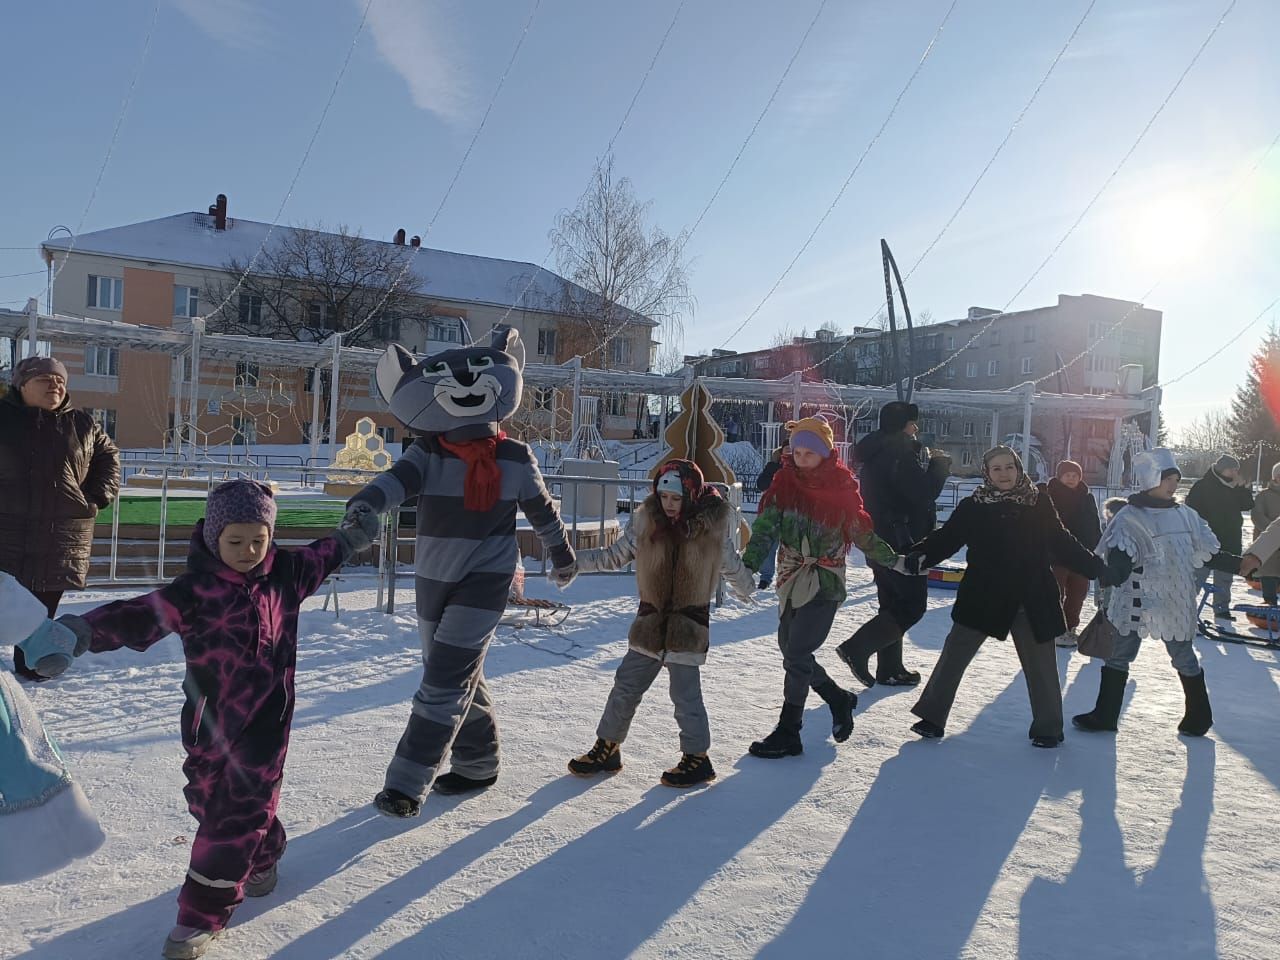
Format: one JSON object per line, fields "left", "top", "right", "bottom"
{"left": 0, "top": 573, "right": 104, "bottom": 884}
{"left": 1073, "top": 449, "right": 1242, "bottom": 737}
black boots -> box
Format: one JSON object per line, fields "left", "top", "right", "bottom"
{"left": 433, "top": 771, "right": 499, "bottom": 795}
{"left": 813, "top": 679, "right": 857, "bottom": 743}
{"left": 374, "top": 788, "right": 422, "bottom": 818}
{"left": 837, "top": 615, "right": 916, "bottom": 688}
{"left": 568, "top": 738, "right": 622, "bottom": 776}
{"left": 835, "top": 637, "right": 877, "bottom": 688}
{"left": 1072, "top": 666, "right": 1127, "bottom": 732}
{"left": 661, "top": 753, "right": 717, "bottom": 787}
{"left": 749, "top": 703, "right": 804, "bottom": 758}
{"left": 1177, "top": 670, "right": 1213, "bottom": 736}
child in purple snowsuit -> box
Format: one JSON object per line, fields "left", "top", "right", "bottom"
{"left": 43, "top": 480, "right": 376, "bottom": 959}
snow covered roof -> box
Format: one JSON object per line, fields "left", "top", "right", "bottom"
{"left": 40, "top": 212, "right": 657, "bottom": 326}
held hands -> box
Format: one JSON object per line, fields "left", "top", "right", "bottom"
{"left": 547, "top": 543, "right": 578, "bottom": 589}
{"left": 338, "top": 502, "right": 380, "bottom": 554}
{"left": 13, "top": 616, "right": 90, "bottom": 681}
{"left": 1241, "top": 553, "right": 1262, "bottom": 577}
{"left": 891, "top": 552, "right": 926, "bottom": 577}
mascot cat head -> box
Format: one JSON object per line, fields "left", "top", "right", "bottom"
{"left": 376, "top": 325, "right": 525, "bottom": 439}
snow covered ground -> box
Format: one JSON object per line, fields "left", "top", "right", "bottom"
{"left": 5, "top": 565, "right": 1280, "bottom": 960}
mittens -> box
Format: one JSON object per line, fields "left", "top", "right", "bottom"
{"left": 337, "top": 502, "right": 381, "bottom": 555}
{"left": 547, "top": 543, "right": 578, "bottom": 589}
{"left": 892, "top": 552, "right": 926, "bottom": 577}
{"left": 14, "top": 618, "right": 87, "bottom": 681}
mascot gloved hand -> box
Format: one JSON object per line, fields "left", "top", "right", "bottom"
{"left": 336, "top": 501, "right": 381, "bottom": 555}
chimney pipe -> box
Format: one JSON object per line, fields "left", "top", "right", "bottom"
{"left": 409, "top": 235, "right": 421, "bottom": 247}
{"left": 393, "top": 228, "right": 406, "bottom": 245}
{"left": 214, "top": 193, "right": 228, "bottom": 231}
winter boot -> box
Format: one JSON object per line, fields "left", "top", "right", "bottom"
{"left": 813, "top": 679, "right": 857, "bottom": 743}
{"left": 1030, "top": 734, "right": 1064, "bottom": 749}
{"left": 374, "top": 787, "right": 422, "bottom": 818}
{"left": 873, "top": 638, "right": 922, "bottom": 687}
{"left": 910, "top": 718, "right": 945, "bottom": 739}
{"left": 567, "top": 738, "right": 622, "bottom": 776}
{"left": 1177, "top": 670, "right": 1213, "bottom": 736}
{"left": 660, "top": 753, "right": 716, "bottom": 787}
{"left": 245, "top": 862, "right": 278, "bottom": 897}
{"left": 162, "top": 926, "right": 223, "bottom": 960}
{"left": 837, "top": 615, "right": 903, "bottom": 688}
{"left": 748, "top": 703, "right": 804, "bottom": 759}
{"left": 1071, "top": 666, "right": 1127, "bottom": 732}
{"left": 433, "top": 771, "right": 499, "bottom": 795}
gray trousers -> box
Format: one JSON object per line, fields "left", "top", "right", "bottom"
{"left": 1195, "top": 566, "right": 1233, "bottom": 615}
{"left": 911, "top": 608, "right": 1063, "bottom": 740}
{"left": 1106, "top": 630, "right": 1201, "bottom": 677}
{"left": 597, "top": 649, "right": 711, "bottom": 755}
{"left": 384, "top": 603, "right": 503, "bottom": 802}
{"left": 779, "top": 597, "right": 841, "bottom": 707}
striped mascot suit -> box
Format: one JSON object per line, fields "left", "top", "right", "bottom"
{"left": 347, "top": 326, "right": 576, "bottom": 818}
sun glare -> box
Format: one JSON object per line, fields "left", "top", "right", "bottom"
{"left": 1125, "top": 189, "right": 1212, "bottom": 272}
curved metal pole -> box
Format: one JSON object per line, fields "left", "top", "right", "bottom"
{"left": 884, "top": 243, "right": 915, "bottom": 404}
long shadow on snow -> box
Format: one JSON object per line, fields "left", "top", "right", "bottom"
{"left": 761, "top": 675, "right": 1061, "bottom": 959}
{"left": 7, "top": 806, "right": 419, "bottom": 960}
{"left": 1017, "top": 732, "right": 1216, "bottom": 959}
{"left": 1198, "top": 639, "right": 1280, "bottom": 793}
{"left": 373, "top": 745, "right": 836, "bottom": 960}
{"left": 268, "top": 774, "right": 644, "bottom": 960}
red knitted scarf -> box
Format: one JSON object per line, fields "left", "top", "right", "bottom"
{"left": 759, "top": 454, "right": 870, "bottom": 547}
{"left": 438, "top": 431, "right": 506, "bottom": 512}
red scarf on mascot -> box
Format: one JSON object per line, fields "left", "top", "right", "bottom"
{"left": 438, "top": 431, "right": 507, "bottom": 512}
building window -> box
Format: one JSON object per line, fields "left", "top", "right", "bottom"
{"left": 983, "top": 420, "right": 992, "bottom": 437}
{"left": 940, "top": 419, "right": 952, "bottom": 436}
{"left": 965, "top": 362, "right": 977, "bottom": 378}
{"left": 945, "top": 365, "right": 956, "bottom": 380}
{"left": 371, "top": 315, "right": 401, "bottom": 343}
{"left": 963, "top": 422, "right": 975, "bottom": 438}
{"left": 754, "top": 357, "right": 770, "bottom": 369}
{"left": 990, "top": 329, "right": 1000, "bottom": 346}
{"left": 987, "top": 360, "right": 1001, "bottom": 376}
{"left": 174, "top": 285, "right": 199, "bottom": 318}
{"left": 606, "top": 392, "right": 627, "bottom": 417}
{"left": 532, "top": 387, "right": 554, "bottom": 410}
{"left": 377, "top": 426, "right": 396, "bottom": 444}
{"left": 962, "top": 449, "right": 974, "bottom": 467}
{"left": 611, "top": 338, "right": 632, "bottom": 366}
{"left": 1021, "top": 357, "right": 1034, "bottom": 375}
{"left": 537, "top": 329, "right": 557, "bottom": 357}
{"left": 307, "top": 301, "right": 338, "bottom": 330}
{"left": 85, "top": 345, "right": 119, "bottom": 377}
{"left": 238, "top": 293, "right": 263, "bottom": 328}
{"left": 232, "top": 415, "right": 257, "bottom": 445}
{"left": 946, "top": 335, "right": 956, "bottom": 350}
{"left": 89, "top": 408, "right": 117, "bottom": 439}
{"left": 922, "top": 418, "right": 936, "bottom": 434}
{"left": 234, "top": 361, "right": 259, "bottom": 388}
{"left": 305, "top": 369, "right": 331, "bottom": 394}
{"left": 1023, "top": 324, "right": 1036, "bottom": 342}
{"left": 427, "top": 316, "right": 463, "bottom": 343}
{"left": 87, "top": 275, "right": 123, "bottom": 311}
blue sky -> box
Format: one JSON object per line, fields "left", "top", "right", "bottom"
{"left": 1, "top": 0, "right": 1276, "bottom": 435}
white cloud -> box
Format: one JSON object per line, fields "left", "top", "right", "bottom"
{"left": 362, "top": 0, "right": 470, "bottom": 122}
{"left": 171, "top": 0, "right": 274, "bottom": 51}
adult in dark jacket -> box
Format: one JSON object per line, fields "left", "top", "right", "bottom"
{"left": 835, "top": 401, "right": 950, "bottom": 687}
{"left": 1184, "top": 453, "right": 1253, "bottom": 619}
{"left": 752, "top": 437, "right": 789, "bottom": 589}
{"left": 1039, "top": 459, "right": 1102, "bottom": 644}
{"left": 0, "top": 357, "right": 119, "bottom": 624}
{"left": 904, "top": 445, "right": 1103, "bottom": 748}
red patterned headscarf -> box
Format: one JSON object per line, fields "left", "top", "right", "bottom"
{"left": 759, "top": 453, "right": 871, "bottom": 548}
{"left": 650, "top": 459, "right": 722, "bottom": 541}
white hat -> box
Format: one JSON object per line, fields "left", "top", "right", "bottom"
{"left": 1132, "top": 448, "right": 1180, "bottom": 491}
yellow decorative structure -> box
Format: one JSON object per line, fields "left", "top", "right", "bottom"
{"left": 323, "top": 417, "right": 393, "bottom": 497}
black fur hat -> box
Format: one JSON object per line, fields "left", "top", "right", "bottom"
{"left": 879, "top": 401, "right": 920, "bottom": 433}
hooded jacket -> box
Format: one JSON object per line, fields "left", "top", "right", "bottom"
{"left": 854, "top": 429, "right": 951, "bottom": 551}
{"left": 1185, "top": 467, "right": 1253, "bottom": 555}
{"left": 78, "top": 524, "right": 350, "bottom": 757}
{"left": 0, "top": 388, "right": 119, "bottom": 591}
{"left": 577, "top": 494, "right": 754, "bottom": 665}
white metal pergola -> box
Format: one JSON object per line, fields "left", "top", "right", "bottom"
{"left": 1, "top": 305, "right": 1161, "bottom": 473}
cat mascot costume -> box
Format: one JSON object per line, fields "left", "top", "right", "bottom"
{"left": 347, "top": 326, "right": 576, "bottom": 818}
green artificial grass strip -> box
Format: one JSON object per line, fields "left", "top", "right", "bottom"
{"left": 97, "top": 497, "right": 345, "bottom": 528}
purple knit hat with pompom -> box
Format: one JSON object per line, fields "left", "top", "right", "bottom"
{"left": 202, "top": 479, "right": 277, "bottom": 554}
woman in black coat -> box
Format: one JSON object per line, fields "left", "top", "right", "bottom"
{"left": 903, "top": 446, "right": 1102, "bottom": 748}
{"left": 1039, "top": 459, "right": 1102, "bottom": 644}
{"left": 0, "top": 357, "right": 119, "bottom": 624}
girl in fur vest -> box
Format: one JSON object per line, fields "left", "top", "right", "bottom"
{"left": 567, "top": 460, "right": 755, "bottom": 787}
{"left": 16, "top": 480, "right": 377, "bottom": 960}
{"left": 903, "top": 446, "right": 1103, "bottom": 748}
{"left": 1074, "top": 449, "right": 1243, "bottom": 738}
{"left": 741, "top": 418, "right": 900, "bottom": 759}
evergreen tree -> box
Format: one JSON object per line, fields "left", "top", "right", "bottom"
{"left": 1228, "top": 323, "right": 1280, "bottom": 481}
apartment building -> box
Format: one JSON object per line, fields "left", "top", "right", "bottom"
{"left": 23, "top": 195, "right": 658, "bottom": 448}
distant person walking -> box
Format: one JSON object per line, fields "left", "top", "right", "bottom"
{"left": 1185, "top": 453, "right": 1253, "bottom": 620}
{"left": 1038, "top": 459, "right": 1102, "bottom": 647}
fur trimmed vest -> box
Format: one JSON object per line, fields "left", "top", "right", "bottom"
{"left": 578, "top": 494, "right": 750, "bottom": 665}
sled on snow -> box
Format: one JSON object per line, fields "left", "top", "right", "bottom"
{"left": 1196, "top": 584, "right": 1280, "bottom": 647}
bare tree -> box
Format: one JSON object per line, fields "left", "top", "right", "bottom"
{"left": 203, "top": 223, "right": 425, "bottom": 349}
{"left": 546, "top": 155, "right": 694, "bottom": 369}
{"left": 1177, "top": 407, "right": 1233, "bottom": 452}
